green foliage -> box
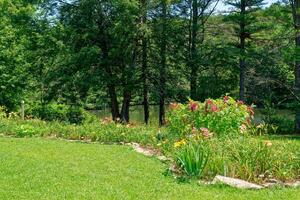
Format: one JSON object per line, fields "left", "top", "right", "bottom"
{"left": 27, "top": 103, "right": 90, "bottom": 124}
{"left": 162, "top": 97, "right": 299, "bottom": 181}
{"left": 206, "top": 137, "right": 300, "bottom": 181}
{"left": 248, "top": 123, "right": 278, "bottom": 136}
{"left": 0, "top": 117, "right": 157, "bottom": 145}
{"left": 168, "top": 136, "right": 300, "bottom": 181}
{"left": 175, "top": 141, "right": 210, "bottom": 178}
{"left": 261, "top": 103, "right": 295, "bottom": 134}
{"left": 29, "top": 103, "right": 69, "bottom": 122}
{"left": 0, "top": 0, "right": 36, "bottom": 111}
{"left": 167, "top": 96, "right": 252, "bottom": 138}
{"left": 66, "top": 106, "right": 85, "bottom": 124}
{"left": 14, "top": 124, "right": 37, "bottom": 137}
{"left": 0, "top": 106, "right": 6, "bottom": 119}
{"left": 267, "top": 116, "right": 295, "bottom": 134}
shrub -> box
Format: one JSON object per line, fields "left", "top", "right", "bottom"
{"left": 167, "top": 96, "right": 253, "bottom": 139}
{"left": 267, "top": 116, "right": 294, "bottom": 134}
{"left": 66, "top": 106, "right": 85, "bottom": 124}
{"left": 175, "top": 140, "right": 210, "bottom": 178}
{"left": 28, "top": 103, "right": 89, "bottom": 124}
{"left": 260, "top": 103, "right": 295, "bottom": 134}
{"left": 29, "top": 103, "right": 69, "bottom": 122}
{"left": 14, "top": 124, "right": 37, "bottom": 137}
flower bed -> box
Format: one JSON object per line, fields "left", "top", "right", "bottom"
{"left": 158, "top": 97, "right": 300, "bottom": 182}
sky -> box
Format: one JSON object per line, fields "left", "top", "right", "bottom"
{"left": 215, "top": 0, "right": 281, "bottom": 12}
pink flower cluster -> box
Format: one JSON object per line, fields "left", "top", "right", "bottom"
{"left": 205, "top": 99, "right": 218, "bottom": 113}
{"left": 189, "top": 101, "right": 199, "bottom": 112}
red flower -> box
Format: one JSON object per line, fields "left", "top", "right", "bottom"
{"left": 247, "top": 106, "right": 254, "bottom": 116}
{"left": 223, "top": 96, "right": 229, "bottom": 103}
{"left": 237, "top": 100, "right": 244, "bottom": 105}
{"left": 246, "top": 117, "right": 251, "bottom": 124}
{"left": 200, "top": 127, "right": 213, "bottom": 139}
{"left": 191, "top": 127, "right": 197, "bottom": 134}
{"left": 211, "top": 104, "right": 218, "bottom": 112}
{"left": 206, "top": 99, "right": 213, "bottom": 105}
{"left": 205, "top": 99, "right": 218, "bottom": 113}
{"left": 189, "top": 101, "right": 199, "bottom": 112}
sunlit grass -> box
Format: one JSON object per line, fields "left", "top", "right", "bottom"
{"left": 0, "top": 137, "right": 299, "bottom": 200}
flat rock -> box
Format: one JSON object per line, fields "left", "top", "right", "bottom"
{"left": 131, "top": 143, "right": 156, "bottom": 156}
{"left": 212, "top": 175, "right": 263, "bottom": 190}
{"left": 267, "top": 178, "right": 279, "bottom": 183}
{"left": 284, "top": 181, "right": 300, "bottom": 188}
{"left": 262, "top": 182, "right": 279, "bottom": 188}
{"left": 157, "top": 155, "right": 168, "bottom": 162}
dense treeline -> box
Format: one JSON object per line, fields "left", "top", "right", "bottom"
{"left": 0, "top": 0, "right": 299, "bottom": 132}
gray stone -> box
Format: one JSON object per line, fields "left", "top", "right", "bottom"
{"left": 284, "top": 181, "right": 300, "bottom": 188}
{"left": 258, "top": 174, "right": 265, "bottom": 178}
{"left": 262, "top": 182, "right": 278, "bottom": 188}
{"left": 157, "top": 155, "right": 168, "bottom": 162}
{"left": 267, "top": 178, "right": 278, "bottom": 183}
{"left": 212, "top": 175, "right": 264, "bottom": 190}
{"left": 131, "top": 142, "right": 156, "bottom": 156}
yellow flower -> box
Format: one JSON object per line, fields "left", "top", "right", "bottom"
{"left": 174, "top": 139, "right": 186, "bottom": 148}
{"left": 162, "top": 139, "right": 169, "bottom": 144}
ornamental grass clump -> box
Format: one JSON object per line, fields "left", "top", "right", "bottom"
{"left": 205, "top": 137, "right": 300, "bottom": 182}
{"left": 175, "top": 140, "right": 210, "bottom": 178}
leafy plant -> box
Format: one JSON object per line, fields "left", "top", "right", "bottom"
{"left": 27, "top": 103, "right": 89, "bottom": 124}
{"left": 167, "top": 96, "right": 253, "bottom": 139}
{"left": 175, "top": 141, "right": 210, "bottom": 178}
{"left": 0, "top": 106, "right": 6, "bottom": 119}
{"left": 267, "top": 116, "right": 294, "bottom": 134}
{"left": 66, "top": 106, "right": 85, "bottom": 124}
{"left": 14, "top": 124, "right": 37, "bottom": 137}
{"left": 248, "top": 123, "right": 278, "bottom": 135}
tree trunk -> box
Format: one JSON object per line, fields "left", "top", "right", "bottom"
{"left": 239, "top": 0, "right": 246, "bottom": 101}
{"left": 159, "top": 0, "right": 167, "bottom": 126}
{"left": 101, "top": 40, "right": 120, "bottom": 121}
{"left": 141, "top": 0, "right": 149, "bottom": 125}
{"left": 107, "top": 82, "right": 120, "bottom": 121}
{"left": 120, "top": 89, "right": 131, "bottom": 123}
{"left": 190, "top": 0, "right": 198, "bottom": 100}
{"left": 120, "top": 43, "right": 137, "bottom": 123}
{"left": 294, "top": 0, "right": 300, "bottom": 133}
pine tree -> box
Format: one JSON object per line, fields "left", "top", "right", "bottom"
{"left": 225, "top": 0, "right": 265, "bottom": 101}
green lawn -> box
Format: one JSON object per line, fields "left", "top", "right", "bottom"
{"left": 0, "top": 137, "right": 299, "bottom": 200}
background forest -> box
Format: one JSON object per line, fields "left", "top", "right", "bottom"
{"left": 1, "top": 0, "right": 300, "bottom": 133}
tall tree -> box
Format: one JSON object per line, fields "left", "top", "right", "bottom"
{"left": 159, "top": 0, "right": 167, "bottom": 126}
{"left": 0, "top": 0, "right": 37, "bottom": 110}
{"left": 190, "top": 0, "right": 199, "bottom": 100}
{"left": 225, "top": 0, "right": 265, "bottom": 101}
{"left": 291, "top": 0, "right": 300, "bottom": 133}
{"left": 141, "top": 0, "right": 150, "bottom": 124}
{"left": 178, "top": 0, "right": 218, "bottom": 100}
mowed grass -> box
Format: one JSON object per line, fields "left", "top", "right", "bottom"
{"left": 0, "top": 137, "right": 299, "bottom": 200}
